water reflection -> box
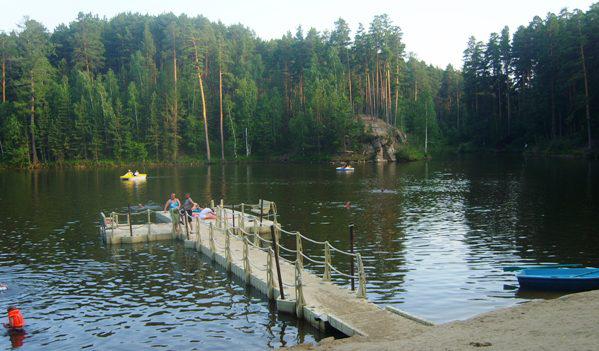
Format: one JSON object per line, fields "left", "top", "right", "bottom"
{"left": 1, "top": 155, "right": 598, "bottom": 350}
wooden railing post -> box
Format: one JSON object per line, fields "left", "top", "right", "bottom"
{"left": 323, "top": 241, "right": 331, "bottom": 281}
{"left": 296, "top": 232, "right": 303, "bottom": 266}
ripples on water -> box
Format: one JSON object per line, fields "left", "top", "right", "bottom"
{"left": 1, "top": 156, "right": 598, "bottom": 349}
{"left": 0, "top": 206, "right": 320, "bottom": 350}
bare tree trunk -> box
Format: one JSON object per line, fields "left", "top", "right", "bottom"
{"left": 506, "top": 83, "right": 511, "bottom": 136}
{"left": 395, "top": 63, "right": 400, "bottom": 128}
{"left": 580, "top": 37, "right": 592, "bottom": 149}
{"left": 346, "top": 51, "right": 353, "bottom": 112}
{"left": 219, "top": 66, "right": 225, "bottom": 160}
{"left": 386, "top": 66, "right": 392, "bottom": 124}
{"left": 228, "top": 107, "right": 238, "bottom": 159}
{"left": 424, "top": 106, "right": 428, "bottom": 155}
{"left": 192, "top": 39, "right": 211, "bottom": 162}
{"left": 414, "top": 80, "right": 418, "bottom": 102}
{"left": 551, "top": 82, "right": 556, "bottom": 139}
{"left": 30, "top": 73, "right": 39, "bottom": 165}
{"left": 172, "top": 30, "right": 179, "bottom": 160}
{"left": 374, "top": 59, "right": 379, "bottom": 116}
{"left": 199, "top": 75, "right": 210, "bottom": 162}
{"left": 497, "top": 82, "right": 502, "bottom": 138}
{"left": 457, "top": 89, "right": 461, "bottom": 131}
{"left": 300, "top": 74, "right": 304, "bottom": 111}
{"left": 1, "top": 57, "right": 5, "bottom": 103}
{"left": 366, "top": 69, "right": 372, "bottom": 114}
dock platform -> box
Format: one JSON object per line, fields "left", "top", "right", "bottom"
{"left": 99, "top": 201, "right": 429, "bottom": 339}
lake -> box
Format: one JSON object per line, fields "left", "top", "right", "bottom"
{"left": 1, "top": 155, "right": 598, "bottom": 350}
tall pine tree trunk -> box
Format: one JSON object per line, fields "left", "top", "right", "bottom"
{"left": 30, "top": 73, "right": 39, "bottom": 165}
{"left": 395, "top": 63, "right": 400, "bottom": 128}
{"left": 457, "top": 90, "right": 461, "bottom": 132}
{"left": 219, "top": 67, "right": 225, "bottom": 160}
{"left": 506, "top": 84, "right": 511, "bottom": 136}
{"left": 193, "top": 39, "right": 211, "bottom": 162}
{"left": 172, "top": 31, "right": 179, "bottom": 160}
{"left": 387, "top": 66, "right": 392, "bottom": 124}
{"left": 346, "top": 52, "right": 353, "bottom": 112}
{"left": 1, "top": 57, "right": 5, "bottom": 103}
{"left": 580, "top": 36, "right": 592, "bottom": 149}
{"left": 366, "top": 69, "right": 372, "bottom": 114}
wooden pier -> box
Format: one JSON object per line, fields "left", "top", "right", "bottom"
{"left": 99, "top": 201, "right": 430, "bottom": 339}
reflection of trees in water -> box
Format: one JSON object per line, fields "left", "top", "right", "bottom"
{"left": 460, "top": 157, "right": 599, "bottom": 266}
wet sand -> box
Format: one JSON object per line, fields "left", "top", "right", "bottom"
{"left": 285, "top": 290, "right": 599, "bottom": 351}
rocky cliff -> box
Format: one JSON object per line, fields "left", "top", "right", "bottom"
{"left": 355, "top": 115, "right": 407, "bottom": 162}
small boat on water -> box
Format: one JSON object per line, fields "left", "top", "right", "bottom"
{"left": 336, "top": 166, "right": 354, "bottom": 172}
{"left": 503, "top": 263, "right": 582, "bottom": 272}
{"left": 120, "top": 172, "right": 147, "bottom": 181}
{"left": 517, "top": 268, "right": 599, "bottom": 292}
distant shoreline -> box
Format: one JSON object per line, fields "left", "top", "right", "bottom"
{"left": 0, "top": 148, "right": 596, "bottom": 170}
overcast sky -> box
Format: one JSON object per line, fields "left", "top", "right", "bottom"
{"left": 2, "top": 0, "right": 596, "bottom": 68}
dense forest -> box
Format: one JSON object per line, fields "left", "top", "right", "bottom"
{"left": 0, "top": 5, "right": 597, "bottom": 166}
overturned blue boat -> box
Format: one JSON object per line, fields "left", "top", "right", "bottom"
{"left": 517, "top": 268, "right": 599, "bottom": 292}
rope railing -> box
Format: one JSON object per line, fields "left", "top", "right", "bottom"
{"left": 216, "top": 203, "right": 366, "bottom": 298}
{"left": 103, "top": 199, "right": 366, "bottom": 299}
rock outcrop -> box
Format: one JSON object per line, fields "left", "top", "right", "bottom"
{"left": 358, "top": 115, "right": 407, "bottom": 162}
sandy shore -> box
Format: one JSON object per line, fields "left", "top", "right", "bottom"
{"left": 285, "top": 290, "right": 599, "bottom": 351}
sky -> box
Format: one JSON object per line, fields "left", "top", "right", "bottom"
{"left": 2, "top": 0, "right": 596, "bottom": 68}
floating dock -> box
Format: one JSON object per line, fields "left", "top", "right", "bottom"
{"left": 99, "top": 201, "right": 430, "bottom": 339}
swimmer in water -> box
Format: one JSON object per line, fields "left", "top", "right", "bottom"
{"left": 4, "top": 306, "right": 25, "bottom": 331}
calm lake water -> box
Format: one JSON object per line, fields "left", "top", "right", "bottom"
{"left": 1, "top": 155, "right": 598, "bottom": 350}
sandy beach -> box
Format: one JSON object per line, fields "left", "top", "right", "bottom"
{"left": 285, "top": 290, "right": 599, "bottom": 351}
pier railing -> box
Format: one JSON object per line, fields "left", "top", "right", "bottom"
{"left": 102, "top": 199, "right": 367, "bottom": 303}
{"left": 198, "top": 201, "right": 366, "bottom": 300}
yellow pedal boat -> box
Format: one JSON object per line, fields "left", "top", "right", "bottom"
{"left": 120, "top": 173, "right": 148, "bottom": 181}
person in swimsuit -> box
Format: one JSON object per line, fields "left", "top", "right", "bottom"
{"left": 183, "top": 193, "right": 195, "bottom": 231}
{"left": 198, "top": 207, "right": 217, "bottom": 220}
{"left": 164, "top": 193, "right": 181, "bottom": 233}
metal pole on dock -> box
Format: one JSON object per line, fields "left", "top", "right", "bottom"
{"left": 232, "top": 204, "right": 236, "bottom": 229}
{"left": 128, "top": 204, "right": 133, "bottom": 237}
{"left": 272, "top": 225, "right": 285, "bottom": 300}
{"left": 185, "top": 211, "right": 189, "bottom": 240}
{"left": 349, "top": 223, "right": 355, "bottom": 291}
{"left": 259, "top": 199, "right": 264, "bottom": 227}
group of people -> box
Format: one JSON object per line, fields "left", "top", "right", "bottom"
{"left": 125, "top": 169, "right": 141, "bottom": 176}
{"left": 164, "top": 193, "right": 217, "bottom": 232}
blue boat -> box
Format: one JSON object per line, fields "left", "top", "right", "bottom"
{"left": 517, "top": 268, "right": 599, "bottom": 292}
{"left": 502, "top": 263, "right": 582, "bottom": 272}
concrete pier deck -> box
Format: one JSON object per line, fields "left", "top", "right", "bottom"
{"left": 100, "top": 208, "right": 429, "bottom": 339}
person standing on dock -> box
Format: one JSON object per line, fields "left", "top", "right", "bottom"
{"left": 183, "top": 193, "right": 195, "bottom": 231}
{"left": 164, "top": 193, "right": 182, "bottom": 234}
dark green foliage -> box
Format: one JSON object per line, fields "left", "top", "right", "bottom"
{"left": 1, "top": 5, "right": 595, "bottom": 167}
{"left": 1, "top": 12, "right": 432, "bottom": 165}
{"left": 460, "top": 6, "right": 598, "bottom": 152}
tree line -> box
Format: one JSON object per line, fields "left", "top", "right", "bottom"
{"left": 459, "top": 5, "right": 598, "bottom": 152}
{"left": 0, "top": 12, "right": 446, "bottom": 166}
{"left": 0, "top": 5, "right": 597, "bottom": 167}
